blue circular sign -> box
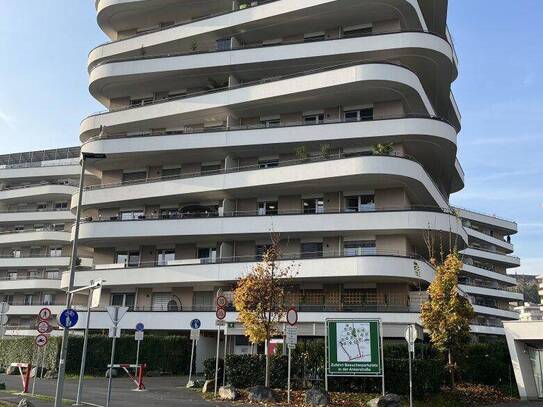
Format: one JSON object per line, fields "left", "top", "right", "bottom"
{"left": 190, "top": 319, "right": 201, "bottom": 329}
{"left": 136, "top": 322, "right": 145, "bottom": 332}
{"left": 59, "top": 309, "right": 79, "bottom": 329}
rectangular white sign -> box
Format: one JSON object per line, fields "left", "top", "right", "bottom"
{"left": 109, "top": 326, "right": 121, "bottom": 338}
{"left": 190, "top": 329, "right": 200, "bottom": 341}
{"left": 135, "top": 331, "right": 144, "bottom": 341}
{"left": 286, "top": 326, "right": 298, "bottom": 348}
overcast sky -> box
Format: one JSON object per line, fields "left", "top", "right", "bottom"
{"left": 0, "top": 1, "right": 541, "bottom": 275}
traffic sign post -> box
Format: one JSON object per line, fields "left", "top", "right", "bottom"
{"left": 285, "top": 307, "right": 298, "bottom": 404}
{"left": 404, "top": 324, "right": 418, "bottom": 407}
{"left": 187, "top": 319, "right": 201, "bottom": 387}
{"left": 135, "top": 323, "right": 144, "bottom": 371}
{"left": 214, "top": 294, "right": 227, "bottom": 397}
{"left": 33, "top": 307, "right": 52, "bottom": 395}
{"left": 106, "top": 306, "right": 129, "bottom": 407}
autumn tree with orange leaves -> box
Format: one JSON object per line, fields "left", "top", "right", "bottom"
{"left": 233, "top": 234, "right": 296, "bottom": 387}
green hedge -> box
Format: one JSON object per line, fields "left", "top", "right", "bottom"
{"left": 0, "top": 335, "right": 191, "bottom": 375}
{"left": 457, "top": 341, "right": 513, "bottom": 387}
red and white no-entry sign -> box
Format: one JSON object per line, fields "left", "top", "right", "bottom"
{"left": 37, "top": 320, "right": 50, "bottom": 334}
{"left": 35, "top": 334, "right": 48, "bottom": 347}
{"left": 38, "top": 308, "right": 51, "bottom": 321}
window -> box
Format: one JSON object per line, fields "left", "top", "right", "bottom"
{"left": 258, "top": 159, "right": 279, "bottom": 169}
{"left": 129, "top": 97, "right": 153, "bottom": 108}
{"left": 216, "top": 38, "right": 232, "bottom": 51}
{"left": 120, "top": 210, "right": 144, "bottom": 221}
{"left": 110, "top": 293, "right": 135, "bottom": 310}
{"left": 197, "top": 247, "right": 217, "bottom": 264}
{"left": 12, "top": 249, "right": 21, "bottom": 258}
{"left": 49, "top": 247, "right": 62, "bottom": 257}
{"left": 256, "top": 244, "right": 271, "bottom": 261}
{"left": 342, "top": 288, "right": 377, "bottom": 308}
{"left": 8, "top": 272, "right": 18, "bottom": 280}
{"left": 30, "top": 247, "right": 42, "bottom": 256}
{"left": 33, "top": 224, "right": 45, "bottom": 231}
{"left": 152, "top": 293, "right": 175, "bottom": 311}
{"left": 0, "top": 295, "right": 13, "bottom": 304}
{"left": 301, "top": 242, "right": 323, "bottom": 259}
{"left": 14, "top": 225, "right": 24, "bottom": 232}
{"left": 54, "top": 224, "right": 65, "bottom": 231}
{"left": 344, "top": 240, "right": 376, "bottom": 256}
{"left": 345, "top": 194, "right": 375, "bottom": 212}
{"left": 343, "top": 25, "right": 372, "bottom": 38}
{"left": 160, "top": 208, "right": 179, "bottom": 219}
{"left": 24, "top": 294, "right": 33, "bottom": 305}
{"left": 42, "top": 294, "right": 54, "bottom": 305}
{"left": 122, "top": 171, "right": 147, "bottom": 183}
{"left": 46, "top": 270, "right": 59, "bottom": 280}
{"left": 193, "top": 291, "right": 213, "bottom": 311}
{"left": 344, "top": 108, "right": 373, "bottom": 122}
{"left": 303, "top": 198, "right": 324, "bottom": 214}
{"left": 55, "top": 202, "right": 68, "bottom": 210}
{"left": 260, "top": 119, "right": 280, "bottom": 128}
{"left": 304, "top": 32, "right": 325, "bottom": 42}
{"left": 201, "top": 162, "right": 222, "bottom": 175}
{"left": 258, "top": 201, "right": 278, "bottom": 215}
{"left": 37, "top": 202, "right": 47, "bottom": 211}
{"left": 157, "top": 249, "right": 175, "bottom": 266}
{"left": 303, "top": 113, "right": 324, "bottom": 125}
{"left": 115, "top": 251, "right": 140, "bottom": 267}
{"left": 162, "top": 167, "right": 181, "bottom": 179}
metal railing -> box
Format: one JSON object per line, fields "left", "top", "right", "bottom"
{"left": 0, "top": 207, "right": 71, "bottom": 214}
{"left": 85, "top": 249, "right": 431, "bottom": 271}
{"left": 0, "top": 275, "right": 61, "bottom": 281}
{"left": 453, "top": 206, "right": 517, "bottom": 225}
{"left": 83, "top": 112, "right": 453, "bottom": 145}
{"left": 0, "top": 253, "right": 67, "bottom": 259}
{"left": 0, "top": 159, "right": 80, "bottom": 170}
{"left": 0, "top": 181, "right": 78, "bottom": 192}
{"left": 0, "top": 226, "right": 68, "bottom": 236}
{"left": 464, "top": 246, "right": 520, "bottom": 262}
{"left": 90, "top": 28, "right": 451, "bottom": 70}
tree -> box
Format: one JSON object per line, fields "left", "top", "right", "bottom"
{"left": 233, "top": 234, "right": 297, "bottom": 387}
{"left": 421, "top": 251, "right": 475, "bottom": 388}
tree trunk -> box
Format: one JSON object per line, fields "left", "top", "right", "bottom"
{"left": 448, "top": 350, "right": 455, "bottom": 388}
{"left": 265, "top": 338, "right": 270, "bottom": 387}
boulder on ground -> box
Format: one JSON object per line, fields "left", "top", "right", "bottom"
{"left": 367, "top": 393, "right": 403, "bottom": 407}
{"left": 105, "top": 368, "right": 118, "bottom": 378}
{"left": 219, "top": 385, "right": 237, "bottom": 400}
{"left": 202, "top": 379, "right": 215, "bottom": 393}
{"left": 18, "top": 399, "right": 35, "bottom": 407}
{"left": 305, "top": 387, "right": 330, "bottom": 406}
{"left": 248, "top": 385, "right": 275, "bottom": 402}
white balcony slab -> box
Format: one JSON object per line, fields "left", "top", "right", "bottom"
{"left": 0, "top": 231, "right": 71, "bottom": 247}
{"left": 456, "top": 207, "right": 517, "bottom": 234}
{"left": 5, "top": 305, "right": 65, "bottom": 316}
{"left": 462, "top": 264, "right": 517, "bottom": 286}
{"left": 462, "top": 248, "right": 520, "bottom": 268}
{"left": 472, "top": 305, "right": 519, "bottom": 320}
{"left": 459, "top": 284, "right": 523, "bottom": 301}
{"left": 0, "top": 256, "right": 70, "bottom": 269}
{"left": 0, "top": 278, "right": 62, "bottom": 291}
{"left": 0, "top": 210, "right": 74, "bottom": 224}
{"left": 0, "top": 165, "right": 80, "bottom": 181}
{"left": 465, "top": 227, "right": 514, "bottom": 252}
{"left": 469, "top": 324, "right": 505, "bottom": 336}
{"left": 63, "top": 255, "right": 436, "bottom": 288}
{"left": 0, "top": 184, "right": 77, "bottom": 203}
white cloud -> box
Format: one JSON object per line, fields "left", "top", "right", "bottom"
{"left": 0, "top": 108, "right": 16, "bottom": 130}
{"left": 511, "top": 257, "right": 543, "bottom": 276}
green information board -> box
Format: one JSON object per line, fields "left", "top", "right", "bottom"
{"left": 326, "top": 319, "right": 383, "bottom": 376}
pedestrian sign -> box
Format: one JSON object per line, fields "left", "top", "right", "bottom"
{"left": 190, "top": 319, "right": 201, "bottom": 329}
{"left": 136, "top": 322, "right": 145, "bottom": 332}
{"left": 38, "top": 307, "right": 51, "bottom": 320}
{"left": 59, "top": 309, "right": 79, "bottom": 329}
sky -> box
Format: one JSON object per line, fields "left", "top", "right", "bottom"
{"left": 0, "top": 1, "right": 541, "bottom": 275}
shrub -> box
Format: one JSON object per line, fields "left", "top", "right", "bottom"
{"left": 203, "top": 358, "right": 224, "bottom": 380}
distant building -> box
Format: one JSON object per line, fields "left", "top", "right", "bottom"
{"left": 514, "top": 302, "right": 543, "bottom": 321}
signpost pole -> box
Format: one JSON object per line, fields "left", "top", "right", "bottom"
{"left": 31, "top": 347, "right": 40, "bottom": 396}
{"left": 135, "top": 339, "right": 141, "bottom": 370}
{"left": 408, "top": 343, "right": 413, "bottom": 407}
{"left": 324, "top": 321, "right": 328, "bottom": 391}
{"left": 222, "top": 324, "right": 228, "bottom": 387}
{"left": 188, "top": 339, "right": 195, "bottom": 384}
{"left": 106, "top": 307, "right": 119, "bottom": 407}
{"left": 287, "top": 346, "right": 292, "bottom": 404}
{"left": 214, "top": 326, "right": 220, "bottom": 396}
{"left": 380, "top": 321, "right": 385, "bottom": 396}
{"left": 75, "top": 289, "right": 93, "bottom": 406}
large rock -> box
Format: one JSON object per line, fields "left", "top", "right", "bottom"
{"left": 305, "top": 387, "right": 330, "bottom": 406}
{"left": 367, "top": 393, "right": 402, "bottom": 407}
{"left": 105, "top": 368, "right": 118, "bottom": 378}
{"left": 248, "top": 385, "right": 275, "bottom": 402}
{"left": 202, "top": 379, "right": 215, "bottom": 393}
{"left": 18, "top": 399, "right": 35, "bottom": 407}
{"left": 219, "top": 385, "right": 237, "bottom": 400}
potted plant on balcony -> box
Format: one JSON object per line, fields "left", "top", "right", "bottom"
{"left": 372, "top": 143, "right": 394, "bottom": 156}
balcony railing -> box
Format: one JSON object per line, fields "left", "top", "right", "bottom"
{"left": 0, "top": 275, "right": 61, "bottom": 281}
{"left": 0, "top": 207, "right": 71, "bottom": 214}
{"left": 90, "top": 28, "right": 451, "bottom": 70}
{"left": 86, "top": 249, "right": 431, "bottom": 271}
{"left": 83, "top": 205, "right": 452, "bottom": 223}
{"left": 0, "top": 180, "right": 78, "bottom": 192}
{"left": 0, "top": 226, "right": 67, "bottom": 236}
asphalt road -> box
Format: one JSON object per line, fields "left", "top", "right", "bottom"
{"left": 0, "top": 374, "right": 245, "bottom": 407}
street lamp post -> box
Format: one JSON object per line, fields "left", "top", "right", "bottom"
{"left": 54, "top": 152, "right": 106, "bottom": 407}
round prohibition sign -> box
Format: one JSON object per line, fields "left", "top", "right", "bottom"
{"left": 216, "top": 295, "right": 228, "bottom": 308}
{"left": 286, "top": 307, "right": 298, "bottom": 326}
{"left": 35, "top": 334, "right": 48, "bottom": 347}
{"left": 37, "top": 320, "right": 50, "bottom": 334}
{"left": 216, "top": 307, "right": 227, "bottom": 320}
{"left": 38, "top": 307, "right": 52, "bottom": 321}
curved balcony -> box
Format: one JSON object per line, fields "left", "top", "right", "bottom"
{"left": 454, "top": 207, "right": 518, "bottom": 235}
{"left": 80, "top": 62, "right": 436, "bottom": 140}
{"left": 89, "top": 31, "right": 457, "bottom": 111}
{"left": 0, "top": 255, "right": 71, "bottom": 269}
{"left": 0, "top": 276, "right": 62, "bottom": 291}
{"left": 3, "top": 305, "right": 65, "bottom": 316}
{"left": 0, "top": 209, "right": 74, "bottom": 224}
{"left": 0, "top": 183, "right": 77, "bottom": 203}
{"left": 462, "top": 264, "right": 517, "bottom": 286}
{"left": 462, "top": 247, "right": 521, "bottom": 268}
{"left": 472, "top": 304, "right": 519, "bottom": 320}
{"left": 71, "top": 154, "right": 450, "bottom": 211}
{"left": 465, "top": 227, "right": 514, "bottom": 253}
{"left": 90, "top": 0, "right": 428, "bottom": 67}
{"left": 0, "top": 162, "right": 80, "bottom": 182}
{"left": 82, "top": 116, "right": 462, "bottom": 193}
{"left": 0, "top": 230, "right": 71, "bottom": 247}
{"left": 469, "top": 324, "right": 505, "bottom": 336}
{"left": 459, "top": 284, "right": 523, "bottom": 302}
{"left": 63, "top": 251, "right": 435, "bottom": 289}
{"left": 75, "top": 208, "right": 467, "bottom": 247}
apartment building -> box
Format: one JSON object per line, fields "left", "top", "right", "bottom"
{"left": 538, "top": 275, "right": 543, "bottom": 305}
{"left": 0, "top": 147, "right": 91, "bottom": 335}
{"left": 56, "top": 0, "right": 521, "bottom": 351}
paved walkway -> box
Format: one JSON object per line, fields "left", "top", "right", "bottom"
{"left": 0, "top": 374, "right": 245, "bottom": 407}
